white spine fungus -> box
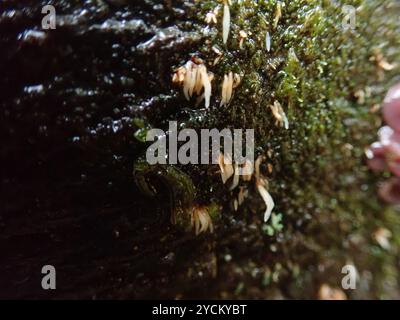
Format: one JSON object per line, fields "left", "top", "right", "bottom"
{"left": 256, "top": 179, "right": 275, "bottom": 222}
{"left": 222, "top": 2, "right": 230, "bottom": 45}
{"left": 266, "top": 31, "right": 271, "bottom": 52}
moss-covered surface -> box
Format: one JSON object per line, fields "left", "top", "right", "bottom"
{"left": 1, "top": 0, "right": 400, "bottom": 299}
{"left": 162, "top": 0, "right": 400, "bottom": 299}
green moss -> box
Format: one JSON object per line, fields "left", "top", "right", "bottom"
{"left": 208, "top": 202, "right": 222, "bottom": 220}
{"left": 131, "top": 0, "right": 400, "bottom": 298}
{"left": 193, "top": 0, "right": 400, "bottom": 299}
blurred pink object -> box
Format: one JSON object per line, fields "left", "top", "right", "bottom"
{"left": 378, "top": 177, "right": 400, "bottom": 204}
{"left": 366, "top": 142, "right": 386, "bottom": 171}
{"left": 383, "top": 83, "right": 400, "bottom": 132}
{"left": 366, "top": 83, "right": 400, "bottom": 203}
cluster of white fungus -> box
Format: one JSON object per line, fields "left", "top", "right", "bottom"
{"left": 170, "top": 0, "right": 286, "bottom": 229}
{"left": 218, "top": 154, "right": 275, "bottom": 222}
{"left": 172, "top": 60, "right": 213, "bottom": 109}
{"left": 205, "top": 7, "right": 218, "bottom": 25}
{"left": 220, "top": 72, "right": 241, "bottom": 106}
{"left": 191, "top": 205, "right": 214, "bottom": 235}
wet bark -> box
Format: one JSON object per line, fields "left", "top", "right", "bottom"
{"left": 1, "top": 0, "right": 218, "bottom": 299}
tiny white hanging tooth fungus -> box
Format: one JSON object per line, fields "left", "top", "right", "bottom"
{"left": 256, "top": 179, "right": 275, "bottom": 222}
{"left": 222, "top": 2, "right": 230, "bottom": 45}
{"left": 266, "top": 31, "right": 271, "bottom": 52}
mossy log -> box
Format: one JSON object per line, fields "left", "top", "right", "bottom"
{"left": 1, "top": 0, "right": 400, "bottom": 299}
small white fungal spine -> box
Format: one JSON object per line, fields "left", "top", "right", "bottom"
{"left": 191, "top": 205, "right": 214, "bottom": 235}
{"left": 212, "top": 45, "right": 223, "bottom": 66}
{"left": 239, "top": 30, "right": 247, "bottom": 49}
{"left": 266, "top": 31, "right": 271, "bottom": 52}
{"left": 200, "top": 65, "right": 212, "bottom": 108}
{"left": 220, "top": 72, "right": 241, "bottom": 107}
{"left": 270, "top": 100, "right": 289, "bottom": 129}
{"left": 222, "top": 0, "right": 230, "bottom": 45}
{"left": 273, "top": 2, "right": 282, "bottom": 29}
{"left": 229, "top": 163, "right": 240, "bottom": 191}
{"left": 205, "top": 12, "right": 217, "bottom": 24}
{"left": 218, "top": 153, "right": 234, "bottom": 184}
{"left": 256, "top": 178, "right": 275, "bottom": 222}
{"left": 254, "top": 156, "right": 275, "bottom": 222}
